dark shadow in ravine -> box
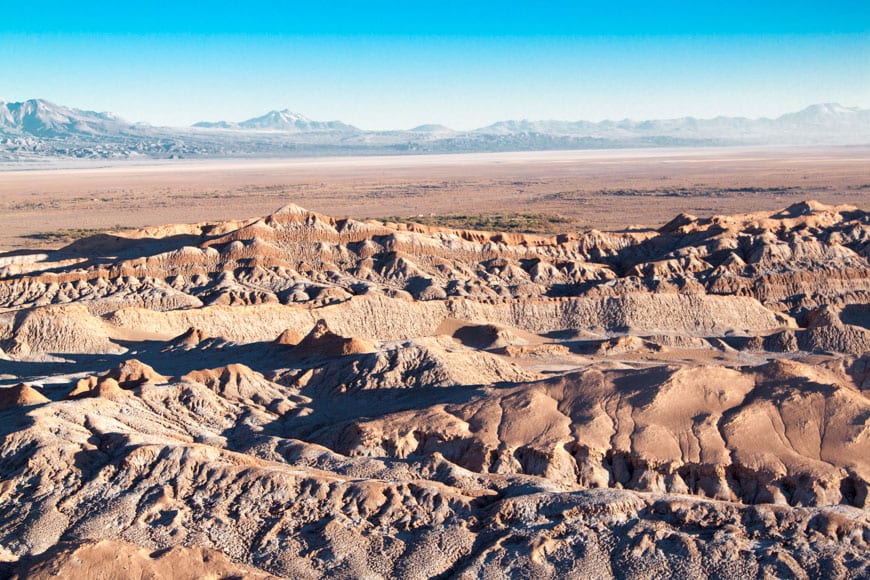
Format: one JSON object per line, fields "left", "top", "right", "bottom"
{"left": 0, "top": 233, "right": 208, "bottom": 282}
{"left": 0, "top": 353, "right": 130, "bottom": 393}
{"left": 0, "top": 337, "right": 299, "bottom": 387}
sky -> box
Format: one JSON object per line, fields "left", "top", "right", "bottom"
{"left": 0, "top": 1, "right": 868, "bottom": 130}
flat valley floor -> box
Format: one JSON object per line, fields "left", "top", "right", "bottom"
{"left": 1, "top": 146, "right": 868, "bottom": 249}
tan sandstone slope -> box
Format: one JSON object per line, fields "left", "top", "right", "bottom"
{"left": 0, "top": 201, "right": 867, "bottom": 578}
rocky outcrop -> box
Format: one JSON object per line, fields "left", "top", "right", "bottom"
{"left": 0, "top": 382, "right": 866, "bottom": 579}
{"left": 0, "top": 202, "right": 867, "bottom": 578}
{"left": 0, "top": 201, "right": 864, "bottom": 350}
{"left": 8, "top": 539, "right": 281, "bottom": 580}
{"left": 309, "top": 360, "right": 870, "bottom": 508}
{"left": 0, "top": 383, "right": 49, "bottom": 410}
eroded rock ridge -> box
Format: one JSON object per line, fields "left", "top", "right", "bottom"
{"left": 0, "top": 201, "right": 867, "bottom": 578}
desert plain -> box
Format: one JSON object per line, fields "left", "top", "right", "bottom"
{"left": 1, "top": 146, "right": 868, "bottom": 249}
{"left": 0, "top": 146, "right": 868, "bottom": 578}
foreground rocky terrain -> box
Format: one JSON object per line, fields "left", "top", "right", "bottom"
{"left": 0, "top": 200, "right": 867, "bottom": 578}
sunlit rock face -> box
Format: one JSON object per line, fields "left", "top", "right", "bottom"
{"left": 0, "top": 201, "right": 868, "bottom": 578}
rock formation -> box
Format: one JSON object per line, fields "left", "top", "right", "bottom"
{"left": 0, "top": 201, "right": 867, "bottom": 578}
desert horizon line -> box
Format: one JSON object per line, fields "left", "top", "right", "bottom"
{"left": 3, "top": 97, "right": 868, "bottom": 133}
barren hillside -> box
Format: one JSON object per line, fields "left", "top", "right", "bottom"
{"left": 0, "top": 200, "right": 867, "bottom": 578}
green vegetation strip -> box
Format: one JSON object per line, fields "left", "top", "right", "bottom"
{"left": 24, "top": 226, "right": 132, "bottom": 243}
{"left": 381, "top": 213, "right": 580, "bottom": 234}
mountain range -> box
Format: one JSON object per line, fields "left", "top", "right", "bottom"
{"left": 193, "top": 109, "right": 356, "bottom": 132}
{"left": 1, "top": 99, "right": 868, "bottom": 162}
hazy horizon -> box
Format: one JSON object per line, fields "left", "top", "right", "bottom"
{"left": 1, "top": 1, "right": 868, "bottom": 131}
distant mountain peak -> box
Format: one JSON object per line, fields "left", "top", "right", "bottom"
{"left": 0, "top": 98, "right": 130, "bottom": 138}
{"left": 193, "top": 108, "right": 355, "bottom": 133}
{"left": 799, "top": 103, "right": 853, "bottom": 114}
{"left": 274, "top": 108, "right": 311, "bottom": 121}
{"left": 410, "top": 123, "right": 455, "bottom": 133}
{"left": 777, "top": 103, "right": 864, "bottom": 125}
{"left": 243, "top": 109, "right": 313, "bottom": 128}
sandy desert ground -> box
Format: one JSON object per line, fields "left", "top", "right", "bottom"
{"left": 0, "top": 148, "right": 868, "bottom": 578}
{"left": 1, "top": 146, "right": 868, "bottom": 249}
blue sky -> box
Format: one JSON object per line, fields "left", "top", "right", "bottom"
{"left": 1, "top": 1, "right": 867, "bottom": 129}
